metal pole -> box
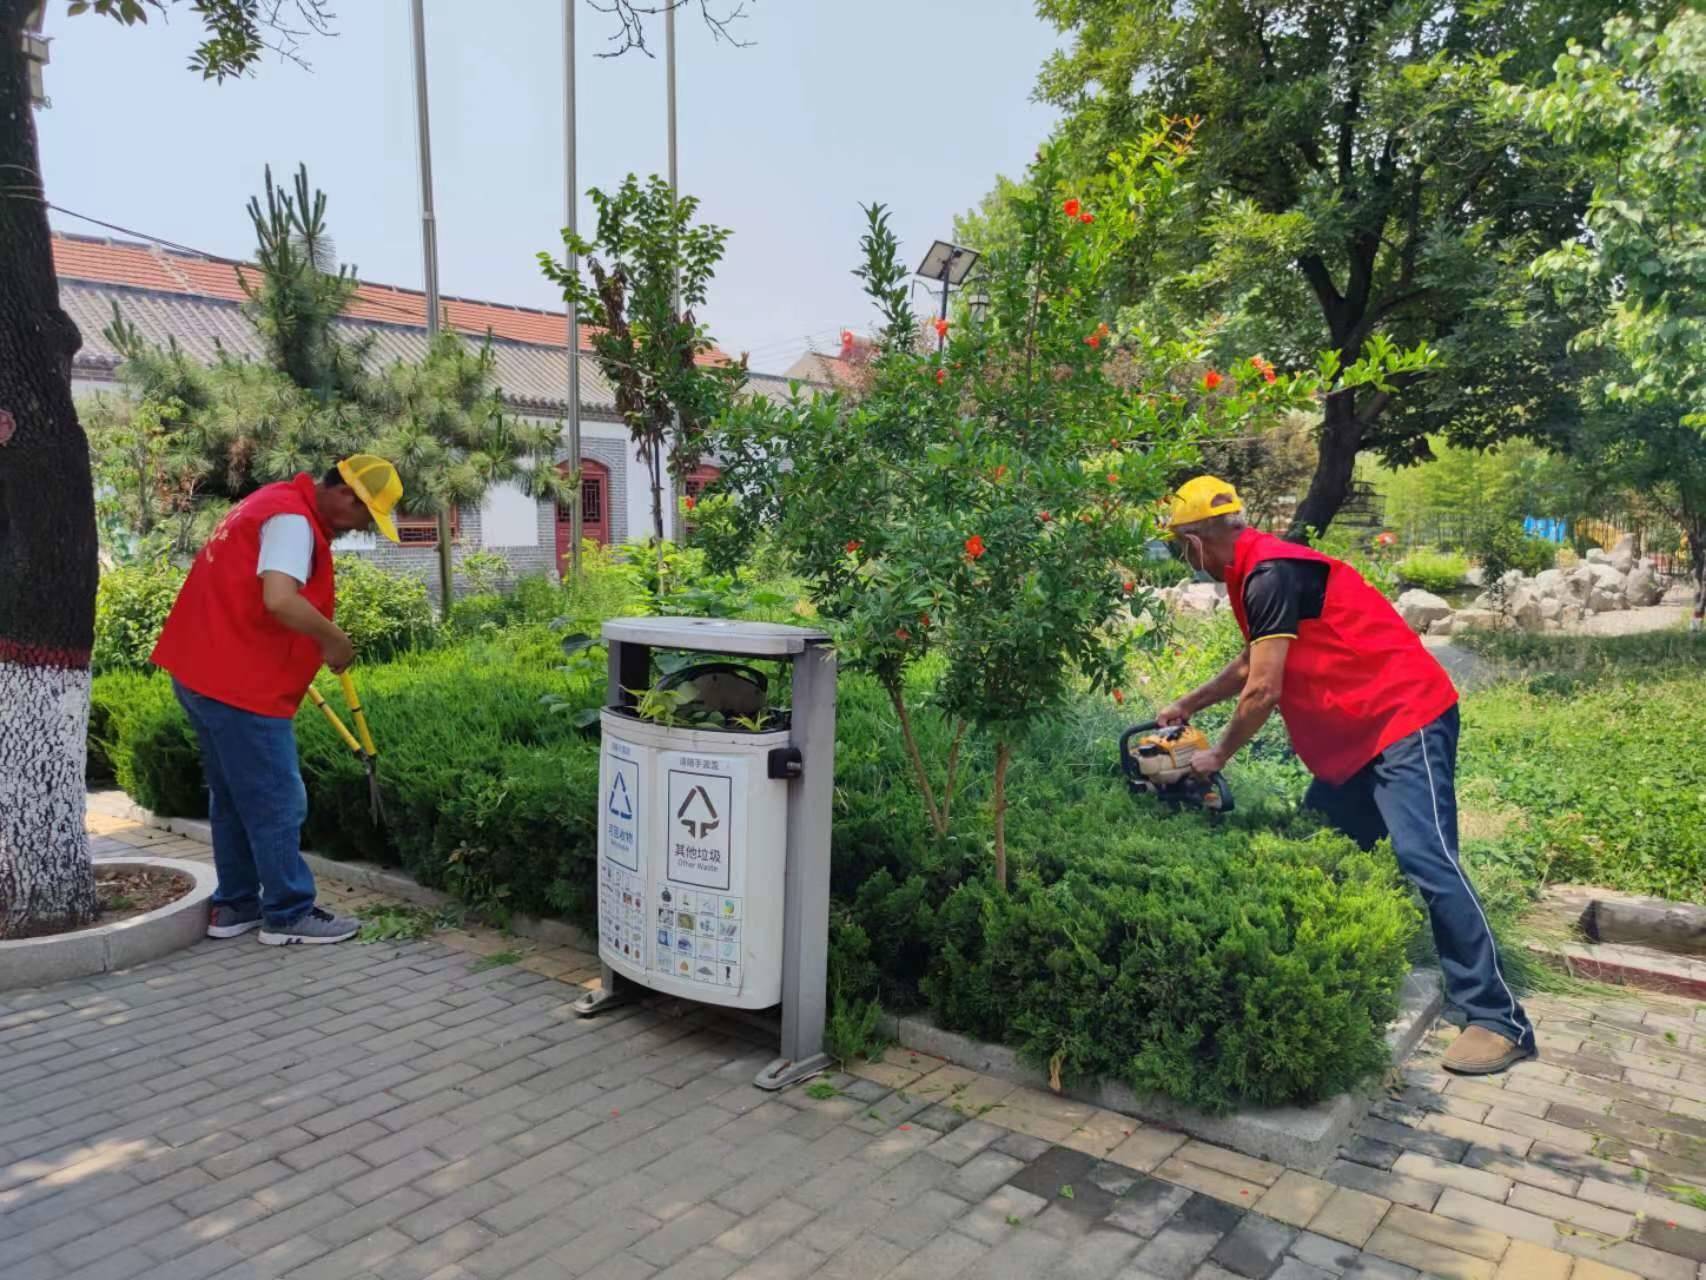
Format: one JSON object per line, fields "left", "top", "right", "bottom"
{"left": 756, "top": 639, "right": 836, "bottom": 1090}
{"left": 664, "top": 1, "right": 683, "bottom": 556}
{"left": 563, "top": 0, "right": 583, "bottom": 579}
{"left": 937, "top": 260, "right": 951, "bottom": 352}
{"left": 409, "top": 0, "right": 454, "bottom": 620}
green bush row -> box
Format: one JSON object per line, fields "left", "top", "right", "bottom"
{"left": 89, "top": 627, "right": 1422, "bottom": 1112}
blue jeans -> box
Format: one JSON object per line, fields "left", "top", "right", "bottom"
{"left": 1305, "top": 707, "right": 1535, "bottom": 1050}
{"left": 173, "top": 680, "right": 316, "bottom": 927}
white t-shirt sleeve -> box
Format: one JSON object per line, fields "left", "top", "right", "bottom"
{"left": 257, "top": 514, "right": 315, "bottom": 585}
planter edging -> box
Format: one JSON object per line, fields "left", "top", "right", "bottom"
{"left": 879, "top": 966, "right": 1442, "bottom": 1173}
{"left": 0, "top": 856, "right": 215, "bottom": 991}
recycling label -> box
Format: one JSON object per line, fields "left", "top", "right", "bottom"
{"left": 666, "top": 759, "right": 737, "bottom": 890}
{"left": 603, "top": 741, "right": 640, "bottom": 871}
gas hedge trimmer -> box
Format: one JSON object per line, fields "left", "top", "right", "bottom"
{"left": 1119, "top": 721, "right": 1233, "bottom": 814}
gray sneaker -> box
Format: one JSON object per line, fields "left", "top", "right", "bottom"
{"left": 259, "top": 905, "right": 360, "bottom": 947}
{"left": 207, "top": 904, "right": 262, "bottom": 939}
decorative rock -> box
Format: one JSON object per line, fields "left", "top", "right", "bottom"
{"left": 1538, "top": 596, "right": 1564, "bottom": 623}
{"left": 1453, "top": 608, "right": 1501, "bottom": 632}
{"left": 1567, "top": 566, "right": 1596, "bottom": 599}
{"left": 1559, "top": 603, "right": 1585, "bottom": 628}
{"left": 1427, "top": 617, "right": 1455, "bottom": 638}
{"left": 1397, "top": 589, "right": 1454, "bottom": 633}
{"left": 1532, "top": 569, "right": 1567, "bottom": 598}
{"left": 1497, "top": 569, "right": 1525, "bottom": 591}
{"left": 1609, "top": 533, "right": 1637, "bottom": 573}
{"left": 1587, "top": 580, "right": 1626, "bottom": 613}
{"left": 1586, "top": 547, "right": 1611, "bottom": 565}
{"left": 1506, "top": 586, "right": 1543, "bottom": 630}
{"left": 1624, "top": 564, "right": 1664, "bottom": 607}
{"left": 1463, "top": 566, "right": 1486, "bottom": 588}
{"left": 1172, "top": 582, "right": 1224, "bottom": 616}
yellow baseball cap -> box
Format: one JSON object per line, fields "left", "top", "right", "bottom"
{"left": 1161, "top": 474, "right": 1243, "bottom": 537}
{"left": 337, "top": 454, "right": 404, "bottom": 544}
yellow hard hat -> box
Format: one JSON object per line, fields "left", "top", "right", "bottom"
{"left": 1161, "top": 474, "right": 1243, "bottom": 537}
{"left": 337, "top": 454, "right": 404, "bottom": 544}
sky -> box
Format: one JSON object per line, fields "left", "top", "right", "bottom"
{"left": 39, "top": 0, "right": 1061, "bottom": 375}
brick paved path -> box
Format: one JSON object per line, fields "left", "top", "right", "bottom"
{"left": 0, "top": 811, "right": 1702, "bottom": 1280}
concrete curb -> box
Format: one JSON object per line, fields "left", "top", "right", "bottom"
{"left": 0, "top": 856, "right": 215, "bottom": 991}
{"left": 882, "top": 967, "right": 1442, "bottom": 1173}
{"left": 144, "top": 811, "right": 597, "bottom": 954}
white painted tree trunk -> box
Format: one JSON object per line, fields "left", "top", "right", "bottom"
{"left": 0, "top": 660, "right": 97, "bottom": 938}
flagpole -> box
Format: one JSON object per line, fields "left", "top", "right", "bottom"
{"left": 563, "top": 0, "right": 583, "bottom": 578}
{"left": 409, "top": 0, "right": 454, "bottom": 618}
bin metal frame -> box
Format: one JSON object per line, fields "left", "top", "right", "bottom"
{"left": 571, "top": 617, "right": 836, "bottom": 1091}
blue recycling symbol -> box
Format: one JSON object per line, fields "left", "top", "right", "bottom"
{"left": 607, "top": 772, "right": 634, "bottom": 821}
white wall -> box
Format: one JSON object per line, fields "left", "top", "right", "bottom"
{"left": 479, "top": 480, "right": 540, "bottom": 548}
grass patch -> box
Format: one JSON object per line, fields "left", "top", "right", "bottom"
{"left": 470, "top": 949, "right": 525, "bottom": 972}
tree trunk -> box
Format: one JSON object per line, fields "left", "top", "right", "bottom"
{"left": 887, "top": 683, "right": 944, "bottom": 835}
{"left": 992, "top": 739, "right": 1011, "bottom": 891}
{"left": 0, "top": 0, "right": 101, "bottom": 938}
{"left": 1287, "top": 390, "right": 1362, "bottom": 542}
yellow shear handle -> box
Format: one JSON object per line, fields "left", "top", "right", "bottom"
{"left": 307, "top": 686, "right": 363, "bottom": 755}
{"left": 338, "top": 671, "right": 378, "bottom": 758}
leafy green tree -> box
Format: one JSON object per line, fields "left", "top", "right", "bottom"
{"left": 1504, "top": 11, "right": 1706, "bottom": 413}
{"left": 973, "top": 0, "right": 1645, "bottom": 536}
{"left": 715, "top": 127, "right": 1425, "bottom": 885}
{"left": 540, "top": 174, "right": 748, "bottom": 546}
{"left": 1500, "top": 9, "right": 1706, "bottom": 603}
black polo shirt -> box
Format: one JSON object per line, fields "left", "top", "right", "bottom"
{"left": 1242, "top": 558, "right": 1330, "bottom": 643}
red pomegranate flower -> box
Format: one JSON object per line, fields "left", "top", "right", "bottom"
{"left": 1122, "top": 580, "right": 1136, "bottom": 595}
{"left": 992, "top": 464, "right": 1008, "bottom": 481}
{"left": 1107, "top": 472, "right": 1120, "bottom": 486}
{"left": 1112, "top": 688, "right": 1125, "bottom": 705}
{"left": 1038, "top": 510, "right": 1052, "bottom": 523}
{"left": 964, "top": 534, "right": 986, "bottom": 560}
{"left": 1203, "top": 370, "right": 1223, "bottom": 391}
{"left": 1063, "top": 198, "right": 1082, "bottom": 217}
{"left": 1376, "top": 531, "right": 1398, "bottom": 548}
{"left": 933, "top": 317, "right": 950, "bottom": 339}
{"left": 935, "top": 368, "right": 947, "bottom": 385}
{"left": 1251, "top": 355, "right": 1277, "bottom": 384}
{"left": 845, "top": 540, "right": 862, "bottom": 553}
{"left": 895, "top": 627, "right": 910, "bottom": 641}
{"left": 683, "top": 495, "right": 696, "bottom": 511}
{"left": 1080, "top": 213, "right": 1095, "bottom": 224}
{"left": 920, "top": 612, "right": 931, "bottom": 627}
{"left": 1085, "top": 334, "right": 1101, "bottom": 349}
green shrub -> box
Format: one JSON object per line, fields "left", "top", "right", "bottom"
{"left": 924, "top": 822, "right": 1419, "bottom": 1111}
{"left": 1395, "top": 549, "right": 1469, "bottom": 594}
{"left": 93, "top": 563, "right": 185, "bottom": 674}
{"left": 1471, "top": 523, "right": 1556, "bottom": 583}
{"left": 333, "top": 555, "right": 436, "bottom": 662}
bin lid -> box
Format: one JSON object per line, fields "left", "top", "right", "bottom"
{"left": 602, "top": 616, "right": 831, "bottom": 656}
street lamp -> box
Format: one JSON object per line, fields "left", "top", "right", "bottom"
{"left": 916, "top": 240, "right": 979, "bottom": 350}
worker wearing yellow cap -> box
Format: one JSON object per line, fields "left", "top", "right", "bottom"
{"left": 152, "top": 455, "right": 404, "bottom": 947}
{"left": 1155, "top": 475, "right": 1537, "bottom": 1076}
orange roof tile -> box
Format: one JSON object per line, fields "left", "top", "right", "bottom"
{"left": 52, "top": 233, "right": 732, "bottom": 364}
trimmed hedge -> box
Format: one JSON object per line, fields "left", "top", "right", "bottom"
{"left": 91, "top": 625, "right": 1423, "bottom": 1111}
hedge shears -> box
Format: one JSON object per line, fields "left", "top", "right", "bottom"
{"left": 307, "top": 671, "right": 386, "bottom": 827}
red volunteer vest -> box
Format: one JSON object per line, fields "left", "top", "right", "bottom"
{"left": 1225, "top": 528, "right": 1457, "bottom": 785}
{"left": 152, "top": 474, "right": 336, "bottom": 718}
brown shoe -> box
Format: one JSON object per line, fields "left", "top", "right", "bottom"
{"left": 1442, "top": 1025, "right": 1536, "bottom": 1075}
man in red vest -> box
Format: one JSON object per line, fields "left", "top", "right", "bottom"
{"left": 1156, "top": 476, "right": 1536, "bottom": 1075}
{"left": 153, "top": 456, "right": 403, "bottom": 946}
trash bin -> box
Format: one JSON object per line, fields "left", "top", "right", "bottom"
{"left": 572, "top": 617, "right": 836, "bottom": 1090}
{"left": 595, "top": 710, "right": 789, "bottom": 1008}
